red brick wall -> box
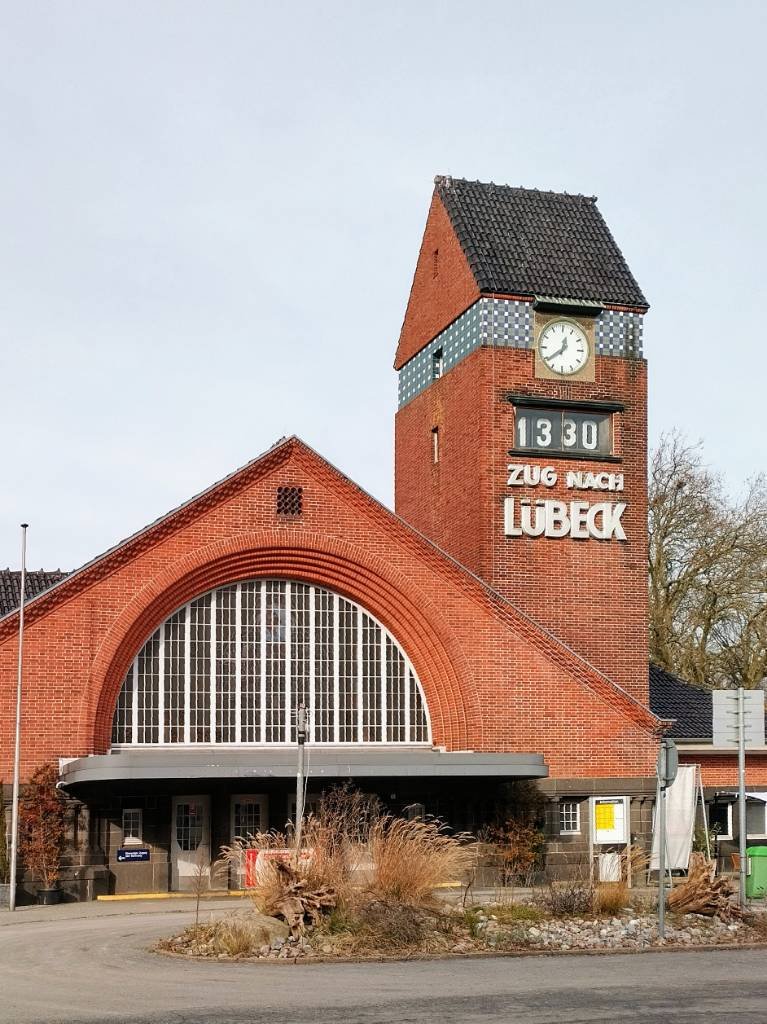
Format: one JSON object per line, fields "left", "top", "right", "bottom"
{"left": 0, "top": 441, "right": 659, "bottom": 782}
{"left": 396, "top": 344, "right": 649, "bottom": 703}
{"left": 394, "top": 193, "right": 480, "bottom": 370}
{"left": 683, "top": 755, "right": 767, "bottom": 788}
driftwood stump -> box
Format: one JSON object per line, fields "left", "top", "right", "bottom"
{"left": 666, "top": 853, "right": 740, "bottom": 920}
{"left": 270, "top": 860, "right": 337, "bottom": 937}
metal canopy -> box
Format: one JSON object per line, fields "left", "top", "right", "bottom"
{"left": 59, "top": 747, "right": 548, "bottom": 786}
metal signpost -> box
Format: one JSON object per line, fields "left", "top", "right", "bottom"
{"left": 656, "top": 736, "right": 678, "bottom": 939}
{"left": 294, "top": 704, "right": 307, "bottom": 857}
{"left": 712, "top": 687, "right": 765, "bottom": 907}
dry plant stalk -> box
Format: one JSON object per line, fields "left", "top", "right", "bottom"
{"left": 218, "top": 789, "right": 476, "bottom": 939}
{"left": 368, "top": 815, "right": 475, "bottom": 904}
{"left": 666, "top": 852, "right": 740, "bottom": 920}
{"left": 593, "top": 881, "right": 628, "bottom": 915}
{"left": 218, "top": 830, "right": 290, "bottom": 914}
{"left": 620, "top": 843, "right": 649, "bottom": 884}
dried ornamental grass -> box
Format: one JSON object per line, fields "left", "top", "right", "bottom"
{"left": 368, "top": 815, "right": 476, "bottom": 904}
{"left": 593, "top": 881, "right": 629, "bottom": 916}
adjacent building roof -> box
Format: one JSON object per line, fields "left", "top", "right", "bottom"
{"left": 648, "top": 663, "right": 713, "bottom": 740}
{"left": 0, "top": 569, "right": 69, "bottom": 617}
{"left": 434, "top": 176, "right": 649, "bottom": 309}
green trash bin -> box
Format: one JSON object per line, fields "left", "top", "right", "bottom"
{"left": 745, "top": 847, "right": 767, "bottom": 899}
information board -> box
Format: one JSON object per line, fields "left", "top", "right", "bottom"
{"left": 590, "top": 796, "right": 629, "bottom": 845}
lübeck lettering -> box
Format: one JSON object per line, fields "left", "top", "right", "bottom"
{"left": 504, "top": 498, "right": 627, "bottom": 541}
{"left": 505, "top": 464, "right": 627, "bottom": 542}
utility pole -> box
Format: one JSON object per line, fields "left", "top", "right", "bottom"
{"left": 657, "top": 777, "right": 666, "bottom": 939}
{"left": 9, "top": 524, "right": 29, "bottom": 913}
{"left": 294, "top": 704, "right": 307, "bottom": 859}
{"left": 738, "top": 686, "right": 747, "bottom": 907}
{"left": 713, "top": 685, "right": 764, "bottom": 908}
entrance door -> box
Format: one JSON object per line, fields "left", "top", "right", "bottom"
{"left": 171, "top": 796, "right": 210, "bottom": 891}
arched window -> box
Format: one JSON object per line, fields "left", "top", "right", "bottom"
{"left": 111, "top": 579, "right": 430, "bottom": 746}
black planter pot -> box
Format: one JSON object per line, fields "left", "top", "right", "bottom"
{"left": 36, "top": 887, "right": 61, "bottom": 906}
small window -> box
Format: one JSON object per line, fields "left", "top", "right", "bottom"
{"left": 276, "top": 486, "right": 303, "bottom": 517}
{"left": 432, "top": 248, "right": 439, "bottom": 278}
{"left": 559, "top": 800, "right": 580, "bottom": 835}
{"left": 746, "top": 798, "right": 767, "bottom": 838}
{"left": 122, "top": 808, "right": 143, "bottom": 845}
{"left": 432, "top": 348, "right": 444, "bottom": 381}
{"left": 708, "top": 801, "right": 733, "bottom": 840}
{"left": 431, "top": 426, "right": 439, "bottom": 464}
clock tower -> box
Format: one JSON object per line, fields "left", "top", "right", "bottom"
{"left": 395, "top": 177, "right": 649, "bottom": 702}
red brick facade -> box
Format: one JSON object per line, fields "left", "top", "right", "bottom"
{"left": 682, "top": 755, "right": 767, "bottom": 788}
{"left": 394, "top": 192, "right": 649, "bottom": 704}
{"left": 396, "top": 345, "right": 649, "bottom": 703}
{"left": 0, "top": 439, "right": 661, "bottom": 783}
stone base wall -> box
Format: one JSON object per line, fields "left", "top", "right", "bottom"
{"left": 539, "top": 776, "right": 657, "bottom": 881}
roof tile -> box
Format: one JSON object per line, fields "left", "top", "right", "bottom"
{"left": 435, "top": 176, "right": 648, "bottom": 308}
{"left": 0, "top": 569, "right": 69, "bottom": 617}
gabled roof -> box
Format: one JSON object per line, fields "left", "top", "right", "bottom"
{"left": 0, "top": 436, "right": 662, "bottom": 736}
{"left": 648, "top": 663, "right": 713, "bottom": 739}
{"left": 434, "top": 176, "right": 649, "bottom": 309}
{"left": 0, "top": 569, "right": 69, "bottom": 617}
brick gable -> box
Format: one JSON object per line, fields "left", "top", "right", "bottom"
{"left": 0, "top": 437, "right": 661, "bottom": 781}
{"left": 394, "top": 193, "right": 480, "bottom": 370}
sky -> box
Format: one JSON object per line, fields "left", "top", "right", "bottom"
{"left": 1, "top": 0, "right": 765, "bottom": 570}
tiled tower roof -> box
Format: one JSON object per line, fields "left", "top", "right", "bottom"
{"left": 434, "top": 176, "right": 648, "bottom": 308}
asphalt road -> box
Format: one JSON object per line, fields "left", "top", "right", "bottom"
{"left": 1, "top": 903, "right": 767, "bottom": 1023}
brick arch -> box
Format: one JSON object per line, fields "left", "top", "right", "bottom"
{"left": 86, "top": 530, "right": 480, "bottom": 752}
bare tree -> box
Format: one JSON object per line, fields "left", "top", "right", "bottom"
{"left": 649, "top": 432, "right": 767, "bottom": 689}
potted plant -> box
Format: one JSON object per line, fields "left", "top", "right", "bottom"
{"left": 0, "top": 780, "right": 10, "bottom": 907}
{"left": 19, "top": 764, "right": 68, "bottom": 905}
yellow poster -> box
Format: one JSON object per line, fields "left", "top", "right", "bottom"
{"left": 595, "top": 802, "right": 615, "bottom": 831}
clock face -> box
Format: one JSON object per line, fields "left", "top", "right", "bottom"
{"left": 538, "top": 319, "right": 590, "bottom": 376}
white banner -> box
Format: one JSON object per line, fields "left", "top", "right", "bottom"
{"left": 650, "top": 764, "right": 697, "bottom": 871}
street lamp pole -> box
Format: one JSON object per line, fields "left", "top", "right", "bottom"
{"left": 8, "top": 524, "right": 29, "bottom": 913}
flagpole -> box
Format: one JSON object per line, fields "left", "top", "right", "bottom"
{"left": 8, "top": 523, "right": 28, "bottom": 912}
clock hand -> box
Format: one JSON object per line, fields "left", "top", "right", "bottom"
{"left": 550, "top": 339, "right": 568, "bottom": 359}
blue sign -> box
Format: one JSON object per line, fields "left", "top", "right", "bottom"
{"left": 117, "top": 848, "right": 150, "bottom": 863}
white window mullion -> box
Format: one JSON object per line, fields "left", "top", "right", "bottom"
{"left": 260, "top": 581, "right": 267, "bottom": 744}
{"left": 356, "top": 605, "right": 363, "bottom": 744}
{"left": 404, "top": 656, "right": 413, "bottom": 741}
{"left": 380, "top": 629, "right": 387, "bottom": 743}
{"left": 285, "top": 581, "right": 292, "bottom": 744}
{"left": 158, "top": 622, "right": 166, "bottom": 745}
{"left": 308, "top": 585, "right": 316, "bottom": 744}
{"left": 183, "top": 604, "right": 191, "bottom": 744}
{"left": 210, "top": 589, "right": 217, "bottom": 744}
{"left": 332, "top": 593, "right": 340, "bottom": 744}
{"left": 130, "top": 659, "right": 138, "bottom": 745}
{"left": 235, "top": 583, "right": 242, "bottom": 744}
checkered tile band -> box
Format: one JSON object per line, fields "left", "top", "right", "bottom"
{"left": 397, "top": 298, "right": 643, "bottom": 408}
